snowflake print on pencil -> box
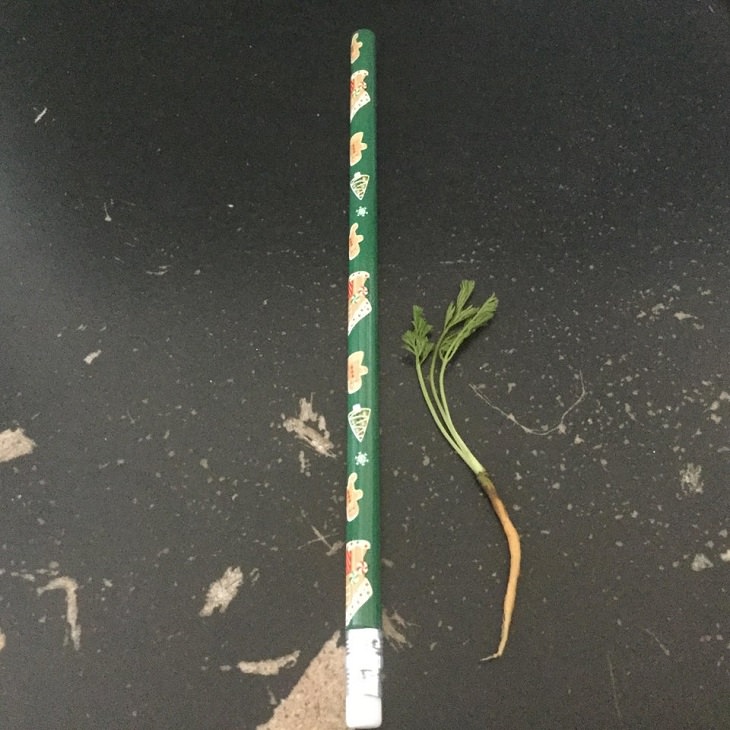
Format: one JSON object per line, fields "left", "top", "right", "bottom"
{"left": 355, "top": 451, "right": 369, "bottom": 466}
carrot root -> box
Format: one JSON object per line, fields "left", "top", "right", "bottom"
{"left": 476, "top": 469, "right": 521, "bottom": 661}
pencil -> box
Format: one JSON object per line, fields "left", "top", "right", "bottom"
{"left": 345, "top": 28, "right": 383, "bottom": 730}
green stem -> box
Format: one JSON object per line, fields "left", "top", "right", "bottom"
{"left": 428, "top": 330, "right": 451, "bottom": 428}
{"left": 419, "top": 322, "right": 484, "bottom": 476}
{"left": 415, "top": 360, "right": 461, "bottom": 455}
{"left": 437, "top": 353, "right": 483, "bottom": 475}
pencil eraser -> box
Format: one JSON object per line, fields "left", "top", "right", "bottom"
{"left": 346, "top": 694, "right": 382, "bottom": 728}
{"left": 346, "top": 628, "right": 383, "bottom": 728}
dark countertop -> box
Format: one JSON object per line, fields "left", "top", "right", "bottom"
{"left": 1, "top": 2, "right": 729, "bottom": 728}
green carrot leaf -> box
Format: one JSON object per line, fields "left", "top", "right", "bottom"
{"left": 465, "top": 292, "right": 498, "bottom": 333}
{"left": 412, "top": 305, "right": 433, "bottom": 337}
{"left": 438, "top": 292, "right": 498, "bottom": 361}
{"left": 444, "top": 300, "right": 456, "bottom": 329}
{"left": 446, "top": 304, "right": 480, "bottom": 328}
{"left": 455, "top": 279, "right": 476, "bottom": 313}
{"left": 442, "top": 280, "right": 485, "bottom": 332}
{"left": 402, "top": 305, "right": 434, "bottom": 362}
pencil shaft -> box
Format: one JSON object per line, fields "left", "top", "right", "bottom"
{"left": 346, "top": 28, "right": 380, "bottom": 631}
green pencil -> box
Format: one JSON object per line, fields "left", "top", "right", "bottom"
{"left": 345, "top": 28, "right": 383, "bottom": 730}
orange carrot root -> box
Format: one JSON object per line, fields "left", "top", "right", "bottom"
{"left": 476, "top": 470, "right": 521, "bottom": 661}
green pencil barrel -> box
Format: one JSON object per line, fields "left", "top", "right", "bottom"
{"left": 346, "top": 28, "right": 380, "bottom": 631}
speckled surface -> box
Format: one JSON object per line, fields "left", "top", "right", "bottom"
{"left": 1, "top": 2, "right": 729, "bottom": 728}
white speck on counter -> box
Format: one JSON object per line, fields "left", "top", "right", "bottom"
{"left": 199, "top": 566, "right": 244, "bottom": 617}
{"left": 643, "top": 628, "right": 671, "bottom": 656}
{"left": 679, "top": 463, "right": 704, "bottom": 497}
{"left": 297, "top": 450, "right": 311, "bottom": 476}
{"left": 0, "top": 428, "right": 36, "bottom": 463}
{"left": 282, "top": 395, "right": 336, "bottom": 458}
{"left": 36, "top": 577, "right": 81, "bottom": 650}
{"left": 84, "top": 350, "right": 101, "bottom": 365}
{"left": 298, "top": 525, "right": 342, "bottom": 556}
{"left": 691, "top": 553, "right": 713, "bottom": 571}
{"left": 146, "top": 264, "right": 171, "bottom": 276}
{"left": 382, "top": 608, "right": 415, "bottom": 650}
{"left": 237, "top": 649, "right": 300, "bottom": 675}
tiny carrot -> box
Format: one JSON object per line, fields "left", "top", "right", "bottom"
{"left": 402, "top": 280, "right": 522, "bottom": 660}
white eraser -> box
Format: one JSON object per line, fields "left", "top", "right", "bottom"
{"left": 346, "top": 628, "right": 383, "bottom": 728}
{"left": 346, "top": 694, "right": 382, "bottom": 729}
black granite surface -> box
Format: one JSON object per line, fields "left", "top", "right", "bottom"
{"left": 1, "top": 2, "right": 729, "bottom": 728}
